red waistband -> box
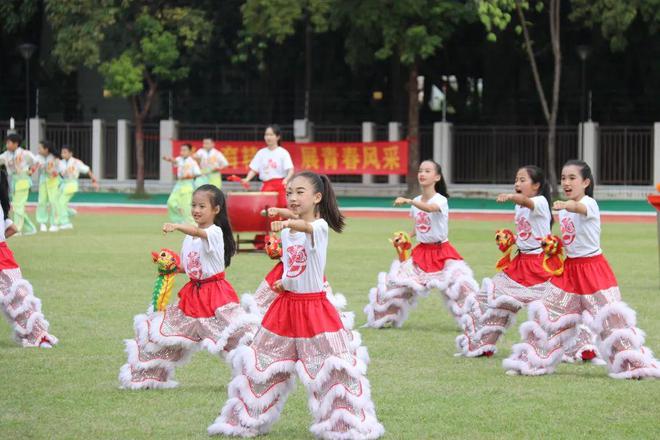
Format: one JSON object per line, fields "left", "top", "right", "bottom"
{"left": 515, "top": 252, "right": 543, "bottom": 260}
{"left": 280, "top": 291, "right": 326, "bottom": 300}
{"left": 415, "top": 241, "right": 449, "bottom": 249}
{"left": 189, "top": 272, "right": 226, "bottom": 285}
{"left": 565, "top": 254, "right": 605, "bottom": 264}
{"left": 0, "top": 242, "right": 7, "bottom": 248}
{"left": 264, "top": 177, "right": 285, "bottom": 183}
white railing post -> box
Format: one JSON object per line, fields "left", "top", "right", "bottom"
{"left": 433, "top": 121, "right": 453, "bottom": 185}
{"left": 92, "top": 119, "right": 104, "bottom": 178}
{"left": 117, "top": 119, "right": 130, "bottom": 181}
{"left": 388, "top": 122, "right": 402, "bottom": 185}
{"left": 581, "top": 121, "right": 599, "bottom": 184}
{"left": 362, "top": 121, "right": 375, "bottom": 184}
{"left": 160, "top": 119, "right": 178, "bottom": 183}
{"left": 28, "top": 118, "right": 45, "bottom": 155}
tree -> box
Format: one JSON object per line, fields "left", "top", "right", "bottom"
{"left": 0, "top": 1, "right": 39, "bottom": 35}
{"left": 334, "top": 0, "right": 475, "bottom": 194}
{"left": 478, "top": 0, "right": 562, "bottom": 195}
{"left": 45, "top": 1, "right": 212, "bottom": 194}
{"left": 236, "top": 0, "right": 332, "bottom": 120}
{"left": 570, "top": 0, "right": 660, "bottom": 50}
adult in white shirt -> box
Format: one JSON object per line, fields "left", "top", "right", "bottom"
{"left": 241, "top": 124, "right": 294, "bottom": 208}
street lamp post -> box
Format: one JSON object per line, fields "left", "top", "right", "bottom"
{"left": 576, "top": 45, "right": 591, "bottom": 122}
{"left": 18, "top": 43, "right": 37, "bottom": 147}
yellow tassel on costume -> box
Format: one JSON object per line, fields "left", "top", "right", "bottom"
{"left": 494, "top": 229, "right": 516, "bottom": 271}
{"left": 389, "top": 231, "right": 413, "bottom": 262}
{"left": 151, "top": 249, "right": 181, "bottom": 311}
{"left": 541, "top": 235, "right": 565, "bottom": 276}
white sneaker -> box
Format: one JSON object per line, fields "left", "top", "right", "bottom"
{"left": 59, "top": 223, "right": 73, "bottom": 230}
{"left": 40, "top": 224, "right": 47, "bottom": 232}
{"left": 14, "top": 232, "right": 22, "bottom": 237}
{"left": 24, "top": 229, "right": 37, "bottom": 236}
{"left": 49, "top": 225, "right": 59, "bottom": 232}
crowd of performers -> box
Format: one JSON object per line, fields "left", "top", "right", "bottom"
{"left": 2, "top": 124, "right": 659, "bottom": 439}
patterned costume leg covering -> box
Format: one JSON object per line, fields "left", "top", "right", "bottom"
{"left": 57, "top": 180, "right": 78, "bottom": 226}
{"left": 562, "top": 320, "right": 605, "bottom": 364}
{"left": 208, "top": 328, "right": 384, "bottom": 439}
{"left": 11, "top": 177, "right": 37, "bottom": 234}
{"left": 119, "top": 304, "right": 260, "bottom": 390}
{"left": 423, "top": 259, "right": 481, "bottom": 326}
{"left": 363, "top": 259, "right": 423, "bottom": 328}
{"left": 456, "top": 275, "right": 535, "bottom": 357}
{"left": 0, "top": 269, "right": 58, "bottom": 347}
{"left": 584, "top": 289, "right": 660, "bottom": 379}
{"left": 502, "top": 285, "right": 583, "bottom": 376}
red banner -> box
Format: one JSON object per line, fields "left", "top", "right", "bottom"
{"left": 171, "top": 140, "right": 408, "bottom": 175}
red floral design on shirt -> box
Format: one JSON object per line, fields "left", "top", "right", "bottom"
{"left": 516, "top": 215, "right": 532, "bottom": 241}
{"left": 285, "top": 245, "right": 307, "bottom": 278}
{"left": 415, "top": 211, "right": 431, "bottom": 233}
{"left": 186, "top": 251, "right": 203, "bottom": 279}
{"left": 560, "top": 217, "right": 576, "bottom": 246}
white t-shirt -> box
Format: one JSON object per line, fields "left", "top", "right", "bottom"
{"left": 558, "top": 195, "right": 602, "bottom": 258}
{"left": 515, "top": 196, "right": 551, "bottom": 254}
{"left": 0, "top": 148, "right": 36, "bottom": 176}
{"left": 174, "top": 156, "right": 201, "bottom": 180}
{"left": 249, "top": 146, "right": 293, "bottom": 181}
{"left": 59, "top": 158, "right": 90, "bottom": 180}
{"left": 410, "top": 193, "right": 449, "bottom": 244}
{"left": 281, "top": 219, "right": 327, "bottom": 293}
{"left": 195, "top": 148, "right": 229, "bottom": 174}
{"left": 180, "top": 224, "right": 225, "bottom": 279}
{"left": 36, "top": 154, "right": 60, "bottom": 179}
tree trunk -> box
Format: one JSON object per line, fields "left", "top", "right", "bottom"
{"left": 546, "top": 0, "right": 561, "bottom": 198}
{"left": 134, "top": 112, "right": 146, "bottom": 195}
{"left": 406, "top": 61, "right": 420, "bottom": 196}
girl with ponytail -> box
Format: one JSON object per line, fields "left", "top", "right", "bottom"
{"left": 0, "top": 165, "right": 58, "bottom": 347}
{"left": 209, "top": 171, "right": 384, "bottom": 439}
{"left": 119, "top": 184, "right": 260, "bottom": 390}
{"left": 456, "top": 165, "right": 601, "bottom": 363}
{"left": 364, "top": 159, "right": 481, "bottom": 331}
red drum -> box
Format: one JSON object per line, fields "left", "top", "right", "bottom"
{"left": 226, "top": 191, "right": 279, "bottom": 233}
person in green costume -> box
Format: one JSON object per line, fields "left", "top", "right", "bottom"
{"left": 0, "top": 133, "right": 37, "bottom": 236}
{"left": 57, "top": 145, "right": 99, "bottom": 230}
{"left": 163, "top": 143, "right": 201, "bottom": 224}
{"left": 34, "top": 140, "right": 61, "bottom": 232}
{"left": 193, "top": 138, "right": 229, "bottom": 189}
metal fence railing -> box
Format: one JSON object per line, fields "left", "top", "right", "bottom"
{"left": 598, "top": 126, "right": 652, "bottom": 185}
{"left": 44, "top": 122, "right": 93, "bottom": 167}
{"left": 103, "top": 122, "right": 117, "bottom": 179}
{"left": 129, "top": 123, "right": 160, "bottom": 180}
{"left": 0, "top": 122, "right": 26, "bottom": 144}
{"left": 452, "top": 126, "right": 579, "bottom": 184}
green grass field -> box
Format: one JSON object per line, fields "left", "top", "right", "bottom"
{"left": 1, "top": 213, "right": 660, "bottom": 439}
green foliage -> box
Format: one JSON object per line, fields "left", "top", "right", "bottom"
{"left": 45, "top": 1, "right": 211, "bottom": 98}
{"left": 336, "top": 0, "right": 476, "bottom": 67}
{"left": 0, "top": 0, "right": 39, "bottom": 34}
{"left": 570, "top": 0, "right": 660, "bottom": 51}
{"left": 242, "top": 0, "right": 331, "bottom": 43}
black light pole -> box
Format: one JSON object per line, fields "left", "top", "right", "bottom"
{"left": 18, "top": 43, "right": 37, "bottom": 147}
{"left": 576, "top": 45, "right": 591, "bottom": 122}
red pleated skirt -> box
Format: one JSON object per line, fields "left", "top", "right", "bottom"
{"left": 261, "top": 178, "right": 287, "bottom": 208}
{"left": 0, "top": 242, "right": 19, "bottom": 270}
{"left": 550, "top": 254, "right": 618, "bottom": 295}
{"left": 261, "top": 291, "right": 344, "bottom": 338}
{"left": 503, "top": 252, "right": 552, "bottom": 287}
{"left": 177, "top": 272, "right": 239, "bottom": 318}
{"left": 411, "top": 241, "right": 463, "bottom": 273}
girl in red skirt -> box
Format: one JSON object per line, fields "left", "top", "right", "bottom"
{"left": 209, "top": 172, "right": 384, "bottom": 439}
{"left": 119, "top": 184, "right": 260, "bottom": 389}
{"left": 242, "top": 124, "right": 294, "bottom": 208}
{"left": 456, "top": 165, "right": 600, "bottom": 362}
{"left": 0, "top": 166, "right": 58, "bottom": 348}
{"left": 241, "top": 206, "right": 355, "bottom": 330}
{"left": 364, "top": 160, "right": 480, "bottom": 329}
{"left": 504, "top": 160, "right": 660, "bottom": 379}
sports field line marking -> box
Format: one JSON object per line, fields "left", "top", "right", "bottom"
{"left": 25, "top": 202, "right": 656, "bottom": 216}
